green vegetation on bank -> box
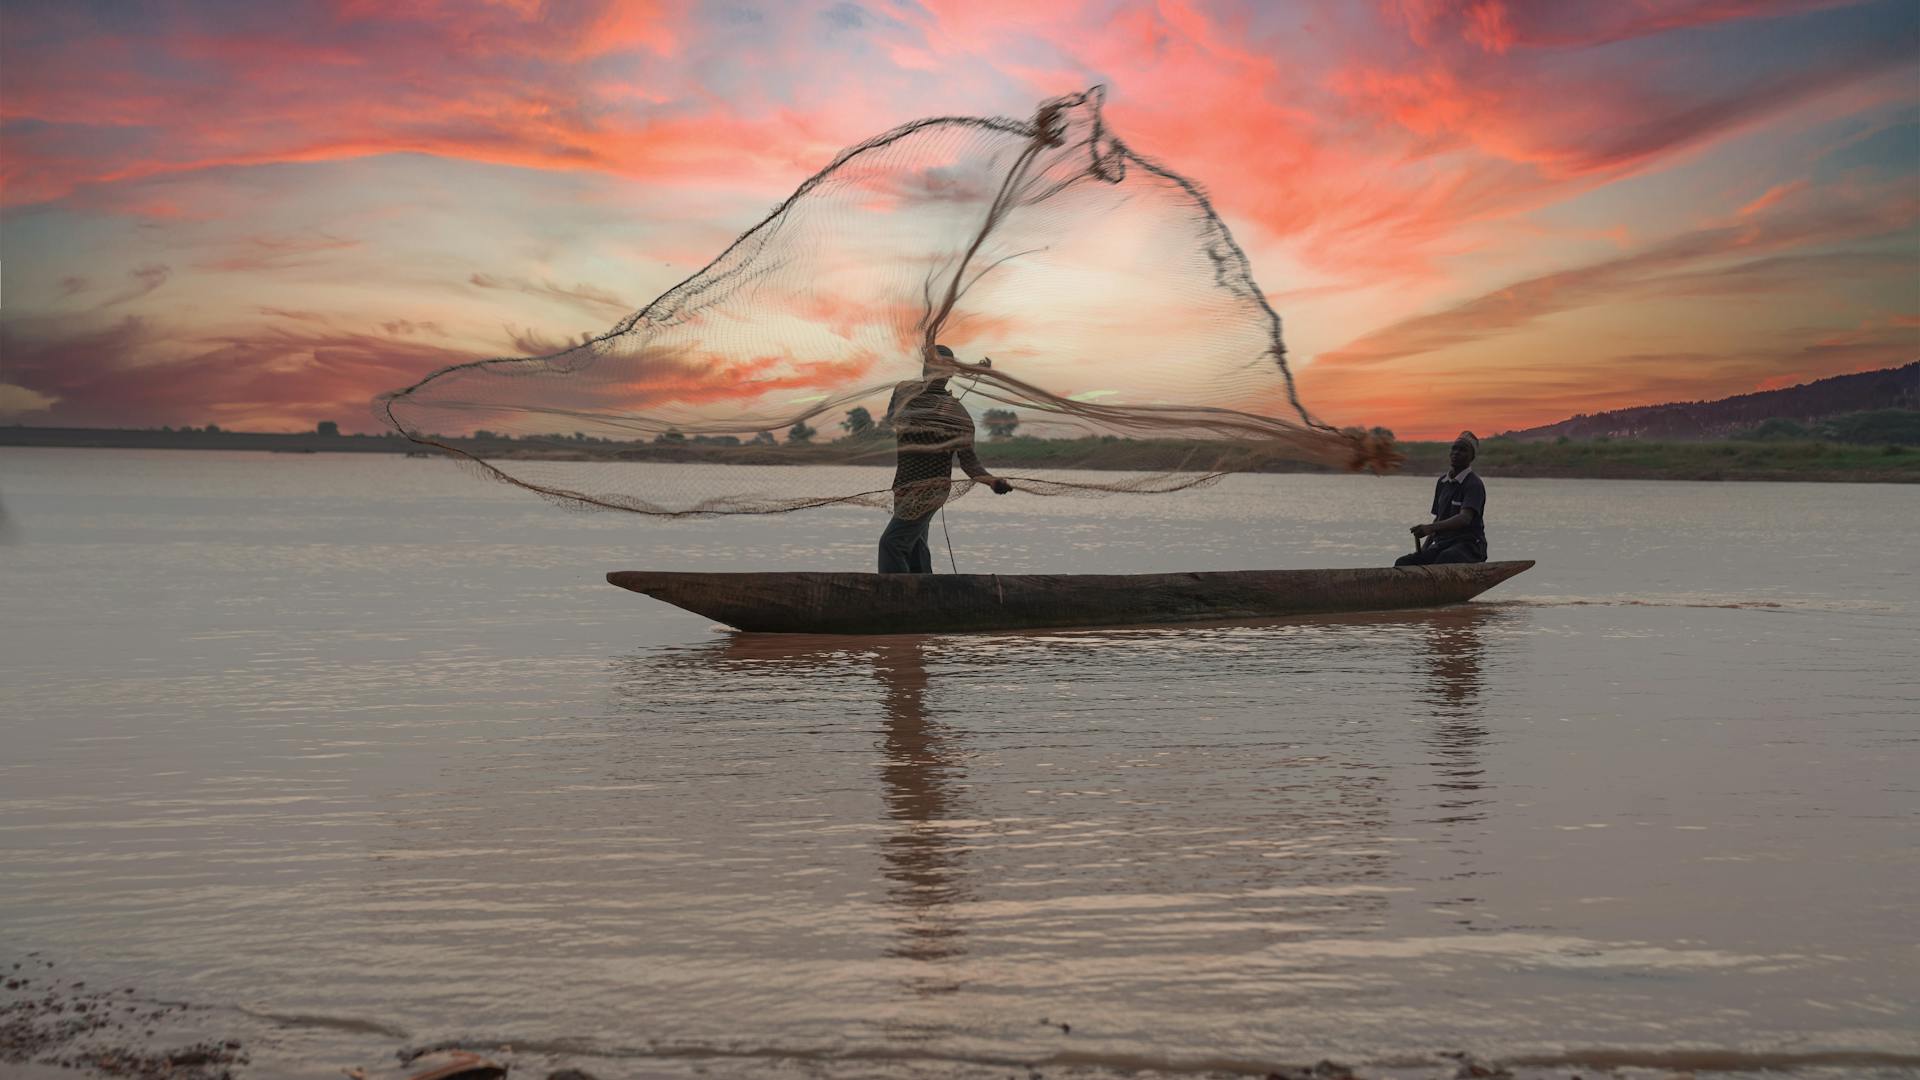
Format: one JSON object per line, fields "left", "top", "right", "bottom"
{"left": 7, "top": 414, "right": 1918, "bottom": 482}
{"left": 1736, "top": 408, "right": 1920, "bottom": 446}
{"left": 1426, "top": 436, "right": 1920, "bottom": 482}
{"left": 954, "top": 433, "right": 1920, "bottom": 482}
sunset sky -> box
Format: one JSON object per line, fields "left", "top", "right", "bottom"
{"left": 2, "top": 0, "right": 1916, "bottom": 440}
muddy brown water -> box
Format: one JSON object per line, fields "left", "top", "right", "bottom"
{"left": 1, "top": 449, "right": 1915, "bottom": 1078}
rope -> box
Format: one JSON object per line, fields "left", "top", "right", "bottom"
{"left": 938, "top": 361, "right": 986, "bottom": 575}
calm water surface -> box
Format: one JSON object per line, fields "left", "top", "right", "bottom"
{"left": 1, "top": 449, "right": 1915, "bottom": 1078}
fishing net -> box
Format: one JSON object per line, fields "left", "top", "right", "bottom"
{"left": 379, "top": 88, "right": 1400, "bottom": 518}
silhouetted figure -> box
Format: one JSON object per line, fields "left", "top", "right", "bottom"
{"left": 1397, "top": 431, "right": 1488, "bottom": 566}
{"left": 877, "top": 345, "right": 1013, "bottom": 574}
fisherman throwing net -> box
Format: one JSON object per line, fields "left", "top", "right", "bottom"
{"left": 380, "top": 88, "right": 1399, "bottom": 517}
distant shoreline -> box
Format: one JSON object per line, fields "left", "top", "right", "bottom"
{"left": 4, "top": 425, "right": 1916, "bottom": 483}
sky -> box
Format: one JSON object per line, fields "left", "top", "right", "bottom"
{"left": 1, "top": 0, "right": 1916, "bottom": 440}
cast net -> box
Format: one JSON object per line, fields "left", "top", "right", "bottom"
{"left": 378, "top": 88, "right": 1400, "bottom": 518}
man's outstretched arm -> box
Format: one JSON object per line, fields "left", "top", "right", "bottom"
{"left": 955, "top": 445, "right": 1013, "bottom": 492}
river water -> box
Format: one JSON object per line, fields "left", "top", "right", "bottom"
{"left": 1, "top": 449, "right": 1915, "bottom": 1079}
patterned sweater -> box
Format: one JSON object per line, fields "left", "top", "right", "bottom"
{"left": 885, "top": 380, "right": 988, "bottom": 520}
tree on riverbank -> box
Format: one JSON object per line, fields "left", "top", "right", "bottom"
{"left": 841, "top": 407, "right": 874, "bottom": 438}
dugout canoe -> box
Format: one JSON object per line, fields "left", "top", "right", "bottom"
{"left": 606, "top": 560, "right": 1533, "bottom": 635}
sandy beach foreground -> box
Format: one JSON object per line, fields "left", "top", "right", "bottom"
{"left": 19, "top": 953, "right": 1916, "bottom": 1080}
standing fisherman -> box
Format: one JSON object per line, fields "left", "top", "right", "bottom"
{"left": 877, "top": 345, "right": 1014, "bottom": 573}
{"left": 1397, "top": 431, "right": 1489, "bottom": 566}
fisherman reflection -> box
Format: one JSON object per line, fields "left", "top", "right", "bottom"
{"left": 868, "top": 640, "right": 972, "bottom": 975}
{"left": 703, "top": 635, "right": 972, "bottom": 984}
{"left": 1417, "top": 607, "right": 1493, "bottom": 826}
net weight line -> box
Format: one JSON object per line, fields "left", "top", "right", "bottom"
{"left": 938, "top": 362, "right": 988, "bottom": 575}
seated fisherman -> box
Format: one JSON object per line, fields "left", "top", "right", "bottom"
{"left": 878, "top": 345, "right": 1013, "bottom": 573}
{"left": 1397, "top": 431, "right": 1488, "bottom": 566}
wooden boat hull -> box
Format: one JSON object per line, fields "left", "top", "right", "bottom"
{"left": 606, "top": 561, "right": 1534, "bottom": 635}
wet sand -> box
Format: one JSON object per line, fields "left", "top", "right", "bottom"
{"left": 0, "top": 956, "right": 1724, "bottom": 1080}
{"left": 2, "top": 956, "right": 246, "bottom": 1079}
{"left": 21, "top": 943, "right": 1915, "bottom": 1079}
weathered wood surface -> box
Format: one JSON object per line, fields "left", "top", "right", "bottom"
{"left": 606, "top": 561, "right": 1534, "bottom": 634}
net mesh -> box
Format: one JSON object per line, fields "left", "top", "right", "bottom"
{"left": 378, "top": 88, "right": 1401, "bottom": 517}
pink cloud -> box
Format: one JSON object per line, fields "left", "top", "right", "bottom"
{"left": 0, "top": 2, "right": 826, "bottom": 207}
{"left": 1, "top": 0, "right": 1914, "bottom": 439}
{"left": 4, "top": 0, "right": 1904, "bottom": 291}
{"left": 195, "top": 234, "right": 360, "bottom": 273}
{"left": 1737, "top": 181, "right": 1810, "bottom": 217}
{"left": 0, "top": 315, "right": 478, "bottom": 432}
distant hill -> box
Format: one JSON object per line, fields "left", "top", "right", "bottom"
{"left": 1500, "top": 362, "right": 1919, "bottom": 441}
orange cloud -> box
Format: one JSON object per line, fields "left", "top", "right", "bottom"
{"left": 1292, "top": 174, "right": 1920, "bottom": 437}
{"left": 1304, "top": 331, "right": 1918, "bottom": 440}
{"left": 0, "top": 2, "right": 824, "bottom": 207}
{"left": 1314, "top": 185, "right": 1920, "bottom": 370}
{"left": 1737, "top": 181, "right": 1809, "bottom": 217}
{"left": 612, "top": 351, "right": 882, "bottom": 411}
{"left": 1389, "top": 1, "right": 1861, "bottom": 51}
{"left": 2, "top": 0, "right": 1915, "bottom": 441}
{"left": 381, "top": 343, "right": 887, "bottom": 441}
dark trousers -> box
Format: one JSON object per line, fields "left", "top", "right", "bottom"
{"left": 1395, "top": 541, "right": 1486, "bottom": 567}
{"left": 878, "top": 513, "right": 935, "bottom": 573}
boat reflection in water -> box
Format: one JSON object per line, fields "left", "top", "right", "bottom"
{"left": 686, "top": 607, "right": 1509, "bottom": 968}
{"left": 610, "top": 605, "right": 1516, "bottom": 1037}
